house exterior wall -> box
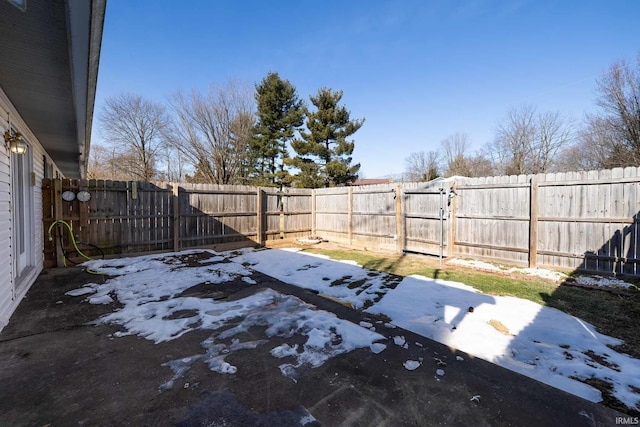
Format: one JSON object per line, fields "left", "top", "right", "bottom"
{"left": 0, "top": 86, "right": 63, "bottom": 331}
{"left": 0, "top": 117, "right": 12, "bottom": 328}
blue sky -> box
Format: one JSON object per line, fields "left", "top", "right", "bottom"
{"left": 93, "top": 0, "right": 640, "bottom": 178}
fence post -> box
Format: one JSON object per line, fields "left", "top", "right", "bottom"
{"left": 256, "top": 188, "right": 264, "bottom": 246}
{"left": 52, "top": 179, "right": 64, "bottom": 267}
{"left": 42, "top": 179, "right": 53, "bottom": 267}
{"left": 311, "top": 190, "right": 316, "bottom": 236}
{"left": 172, "top": 184, "right": 180, "bottom": 252}
{"left": 279, "top": 190, "right": 285, "bottom": 239}
{"left": 78, "top": 179, "right": 89, "bottom": 243}
{"left": 396, "top": 184, "right": 403, "bottom": 254}
{"left": 448, "top": 180, "right": 456, "bottom": 258}
{"left": 529, "top": 175, "right": 539, "bottom": 268}
{"left": 348, "top": 187, "right": 353, "bottom": 246}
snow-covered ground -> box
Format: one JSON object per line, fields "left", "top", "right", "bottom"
{"left": 571, "top": 275, "right": 639, "bottom": 290}
{"left": 448, "top": 258, "right": 640, "bottom": 291}
{"left": 66, "top": 248, "right": 640, "bottom": 412}
{"left": 68, "top": 250, "right": 384, "bottom": 390}
{"left": 448, "top": 258, "right": 569, "bottom": 282}
{"left": 229, "top": 248, "right": 640, "bottom": 411}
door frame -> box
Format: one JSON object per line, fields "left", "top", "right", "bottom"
{"left": 10, "top": 139, "right": 34, "bottom": 289}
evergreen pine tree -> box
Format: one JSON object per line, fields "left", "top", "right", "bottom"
{"left": 289, "top": 88, "right": 364, "bottom": 187}
{"left": 250, "top": 72, "right": 304, "bottom": 186}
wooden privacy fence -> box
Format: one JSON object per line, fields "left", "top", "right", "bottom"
{"left": 42, "top": 166, "right": 640, "bottom": 276}
{"left": 42, "top": 179, "right": 312, "bottom": 268}
{"left": 313, "top": 168, "right": 640, "bottom": 275}
{"left": 312, "top": 181, "right": 453, "bottom": 255}
{"left": 454, "top": 168, "right": 640, "bottom": 275}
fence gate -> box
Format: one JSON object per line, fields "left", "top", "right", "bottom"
{"left": 402, "top": 180, "right": 453, "bottom": 260}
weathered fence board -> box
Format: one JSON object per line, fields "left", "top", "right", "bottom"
{"left": 532, "top": 167, "right": 640, "bottom": 275}
{"left": 314, "top": 188, "right": 350, "bottom": 243}
{"left": 454, "top": 175, "right": 531, "bottom": 266}
{"left": 305, "top": 166, "right": 640, "bottom": 275}
{"left": 403, "top": 180, "right": 451, "bottom": 256}
{"left": 42, "top": 166, "right": 640, "bottom": 276}
{"left": 42, "top": 179, "right": 312, "bottom": 267}
{"left": 314, "top": 184, "right": 400, "bottom": 252}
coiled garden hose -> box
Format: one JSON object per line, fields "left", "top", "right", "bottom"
{"left": 47, "top": 220, "right": 106, "bottom": 275}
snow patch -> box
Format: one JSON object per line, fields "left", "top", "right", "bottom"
{"left": 573, "top": 275, "right": 637, "bottom": 290}
{"left": 71, "top": 250, "right": 384, "bottom": 387}
{"left": 88, "top": 294, "right": 113, "bottom": 304}
{"left": 230, "top": 249, "right": 398, "bottom": 309}
{"left": 271, "top": 343, "right": 299, "bottom": 359}
{"left": 393, "top": 335, "right": 408, "bottom": 348}
{"left": 368, "top": 274, "right": 638, "bottom": 406}
{"left": 448, "top": 258, "right": 567, "bottom": 282}
{"left": 300, "top": 413, "right": 318, "bottom": 426}
{"left": 65, "top": 287, "right": 96, "bottom": 296}
{"left": 403, "top": 360, "right": 421, "bottom": 371}
{"left": 228, "top": 248, "right": 640, "bottom": 411}
{"left": 369, "top": 343, "right": 387, "bottom": 354}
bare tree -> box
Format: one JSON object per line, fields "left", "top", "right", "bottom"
{"left": 572, "top": 54, "right": 640, "bottom": 169}
{"left": 99, "top": 93, "right": 169, "bottom": 181}
{"left": 559, "top": 114, "right": 640, "bottom": 171}
{"left": 87, "top": 143, "right": 117, "bottom": 180}
{"left": 585, "top": 113, "right": 639, "bottom": 168}
{"left": 87, "top": 143, "right": 144, "bottom": 181}
{"left": 597, "top": 54, "right": 640, "bottom": 150}
{"left": 492, "top": 105, "right": 574, "bottom": 175}
{"left": 438, "top": 133, "right": 496, "bottom": 177}
{"left": 554, "top": 134, "right": 605, "bottom": 173}
{"left": 159, "top": 145, "right": 190, "bottom": 182}
{"left": 554, "top": 54, "right": 640, "bottom": 172}
{"left": 534, "top": 111, "right": 575, "bottom": 172}
{"left": 492, "top": 105, "right": 536, "bottom": 175}
{"left": 441, "top": 133, "right": 471, "bottom": 177}
{"left": 467, "top": 150, "right": 495, "bottom": 177}
{"left": 167, "top": 81, "right": 254, "bottom": 184}
{"left": 404, "top": 150, "right": 440, "bottom": 182}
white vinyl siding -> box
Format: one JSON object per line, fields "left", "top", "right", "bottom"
{"left": 0, "top": 120, "right": 14, "bottom": 330}
{"left": 0, "top": 86, "right": 62, "bottom": 331}
{"left": 31, "top": 139, "right": 45, "bottom": 273}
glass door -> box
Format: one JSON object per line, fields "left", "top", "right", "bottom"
{"left": 11, "top": 145, "right": 33, "bottom": 286}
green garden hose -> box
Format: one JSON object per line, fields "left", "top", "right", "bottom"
{"left": 47, "top": 220, "right": 105, "bottom": 275}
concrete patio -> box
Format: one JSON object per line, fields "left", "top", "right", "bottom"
{"left": 0, "top": 256, "right": 624, "bottom": 426}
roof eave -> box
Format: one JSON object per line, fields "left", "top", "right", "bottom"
{"left": 68, "top": 0, "right": 106, "bottom": 178}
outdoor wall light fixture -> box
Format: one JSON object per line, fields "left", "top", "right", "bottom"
{"left": 4, "top": 112, "right": 27, "bottom": 155}
{"left": 4, "top": 129, "right": 27, "bottom": 155}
